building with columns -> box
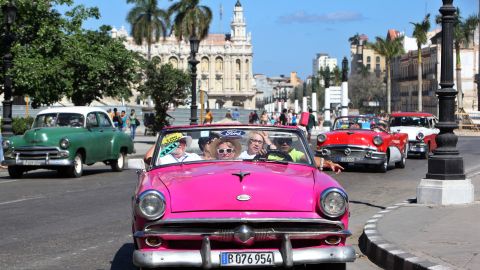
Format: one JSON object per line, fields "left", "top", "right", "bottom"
{"left": 113, "top": 0, "right": 255, "bottom": 109}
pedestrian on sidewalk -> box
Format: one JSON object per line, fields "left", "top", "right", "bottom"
{"left": 128, "top": 109, "right": 138, "bottom": 140}
{"left": 232, "top": 108, "right": 240, "bottom": 121}
{"left": 306, "top": 108, "right": 317, "bottom": 141}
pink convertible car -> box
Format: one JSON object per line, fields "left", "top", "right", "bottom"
{"left": 131, "top": 125, "right": 355, "bottom": 270}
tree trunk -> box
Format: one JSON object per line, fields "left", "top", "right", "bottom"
{"left": 418, "top": 48, "right": 423, "bottom": 112}
{"left": 455, "top": 43, "right": 462, "bottom": 110}
{"left": 386, "top": 61, "right": 391, "bottom": 114}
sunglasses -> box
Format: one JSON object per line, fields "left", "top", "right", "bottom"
{"left": 249, "top": 138, "right": 264, "bottom": 144}
{"left": 217, "top": 148, "right": 234, "bottom": 154}
{"left": 276, "top": 139, "right": 292, "bottom": 145}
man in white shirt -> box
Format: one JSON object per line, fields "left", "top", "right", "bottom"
{"left": 159, "top": 133, "right": 201, "bottom": 165}
{"left": 239, "top": 131, "right": 276, "bottom": 159}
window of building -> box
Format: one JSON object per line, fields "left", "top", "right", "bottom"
{"left": 215, "top": 57, "right": 224, "bottom": 73}
{"left": 201, "top": 57, "right": 209, "bottom": 73}
{"left": 367, "top": 56, "right": 371, "bottom": 63}
{"left": 169, "top": 57, "right": 179, "bottom": 69}
{"left": 236, "top": 59, "right": 241, "bottom": 74}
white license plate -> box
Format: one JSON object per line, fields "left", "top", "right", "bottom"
{"left": 220, "top": 252, "right": 274, "bottom": 266}
{"left": 22, "top": 160, "right": 43, "bottom": 166}
{"left": 339, "top": 157, "right": 357, "bottom": 162}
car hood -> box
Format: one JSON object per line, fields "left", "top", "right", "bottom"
{"left": 16, "top": 128, "right": 83, "bottom": 146}
{"left": 323, "top": 130, "right": 379, "bottom": 147}
{"left": 155, "top": 162, "right": 316, "bottom": 212}
{"left": 389, "top": 126, "right": 429, "bottom": 140}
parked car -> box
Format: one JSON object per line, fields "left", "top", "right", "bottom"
{"left": 389, "top": 112, "right": 439, "bottom": 159}
{"left": 2, "top": 106, "right": 135, "bottom": 178}
{"left": 316, "top": 116, "right": 408, "bottom": 172}
{"left": 130, "top": 125, "right": 355, "bottom": 270}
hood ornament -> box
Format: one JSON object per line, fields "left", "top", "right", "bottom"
{"left": 232, "top": 171, "right": 250, "bottom": 182}
{"left": 236, "top": 194, "right": 251, "bottom": 201}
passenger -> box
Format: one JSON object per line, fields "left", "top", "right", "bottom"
{"left": 158, "top": 133, "right": 201, "bottom": 165}
{"left": 198, "top": 132, "right": 220, "bottom": 160}
{"left": 272, "top": 137, "right": 343, "bottom": 173}
{"left": 209, "top": 137, "right": 241, "bottom": 160}
{"left": 239, "top": 131, "right": 277, "bottom": 159}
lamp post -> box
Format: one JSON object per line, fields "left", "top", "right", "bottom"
{"left": 189, "top": 36, "right": 200, "bottom": 125}
{"left": 417, "top": 0, "right": 473, "bottom": 205}
{"left": 2, "top": 0, "right": 17, "bottom": 138}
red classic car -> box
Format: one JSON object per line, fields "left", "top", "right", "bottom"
{"left": 389, "top": 112, "right": 439, "bottom": 159}
{"left": 316, "top": 116, "right": 408, "bottom": 172}
{"left": 130, "top": 125, "right": 355, "bottom": 270}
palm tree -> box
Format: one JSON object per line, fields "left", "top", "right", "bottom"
{"left": 126, "top": 0, "right": 169, "bottom": 60}
{"left": 369, "top": 35, "right": 405, "bottom": 113}
{"left": 348, "top": 33, "right": 361, "bottom": 45}
{"left": 411, "top": 14, "right": 431, "bottom": 112}
{"left": 167, "top": 0, "right": 212, "bottom": 41}
{"left": 454, "top": 13, "right": 479, "bottom": 110}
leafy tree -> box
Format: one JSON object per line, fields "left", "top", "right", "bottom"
{"left": 139, "top": 61, "right": 190, "bottom": 130}
{"left": 167, "top": 0, "right": 212, "bottom": 41}
{"left": 348, "top": 72, "right": 385, "bottom": 114}
{"left": 411, "top": 13, "right": 431, "bottom": 112}
{"left": 369, "top": 35, "right": 404, "bottom": 113}
{"left": 332, "top": 66, "right": 341, "bottom": 86}
{"left": 64, "top": 26, "right": 142, "bottom": 105}
{"left": 3, "top": 1, "right": 141, "bottom": 107}
{"left": 126, "top": 0, "right": 169, "bottom": 60}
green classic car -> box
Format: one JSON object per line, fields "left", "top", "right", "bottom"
{"left": 2, "top": 106, "right": 135, "bottom": 178}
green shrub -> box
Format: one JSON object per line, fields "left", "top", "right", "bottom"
{"left": 12, "top": 117, "right": 34, "bottom": 135}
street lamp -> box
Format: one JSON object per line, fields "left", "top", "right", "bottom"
{"left": 189, "top": 35, "right": 200, "bottom": 125}
{"left": 2, "top": 0, "right": 17, "bottom": 137}
{"left": 417, "top": 0, "right": 473, "bottom": 205}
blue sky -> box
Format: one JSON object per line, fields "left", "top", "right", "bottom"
{"left": 67, "top": 0, "right": 475, "bottom": 79}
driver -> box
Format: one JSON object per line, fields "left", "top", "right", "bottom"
{"left": 272, "top": 136, "right": 344, "bottom": 174}
{"left": 239, "top": 131, "right": 277, "bottom": 159}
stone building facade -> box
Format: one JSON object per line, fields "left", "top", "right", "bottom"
{"left": 113, "top": 0, "right": 255, "bottom": 109}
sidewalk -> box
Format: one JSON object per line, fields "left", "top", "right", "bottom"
{"left": 360, "top": 173, "right": 480, "bottom": 270}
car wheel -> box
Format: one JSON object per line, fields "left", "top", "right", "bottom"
{"left": 378, "top": 155, "right": 388, "bottom": 173}
{"left": 67, "top": 152, "right": 84, "bottom": 178}
{"left": 111, "top": 151, "right": 126, "bottom": 172}
{"left": 8, "top": 166, "right": 24, "bottom": 179}
{"left": 395, "top": 146, "right": 407, "bottom": 169}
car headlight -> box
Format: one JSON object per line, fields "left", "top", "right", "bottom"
{"left": 2, "top": 139, "right": 11, "bottom": 149}
{"left": 320, "top": 188, "right": 348, "bottom": 218}
{"left": 373, "top": 136, "right": 383, "bottom": 146}
{"left": 317, "top": 134, "right": 327, "bottom": 143}
{"left": 416, "top": 132, "right": 425, "bottom": 140}
{"left": 136, "top": 190, "right": 166, "bottom": 220}
{"left": 59, "top": 138, "right": 70, "bottom": 149}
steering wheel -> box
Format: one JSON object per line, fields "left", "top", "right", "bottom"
{"left": 253, "top": 150, "right": 293, "bottom": 162}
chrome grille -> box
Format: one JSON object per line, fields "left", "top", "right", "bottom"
{"left": 13, "top": 146, "right": 63, "bottom": 159}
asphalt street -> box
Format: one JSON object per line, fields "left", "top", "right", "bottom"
{"left": 0, "top": 136, "right": 478, "bottom": 270}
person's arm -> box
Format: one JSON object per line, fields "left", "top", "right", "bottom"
{"left": 144, "top": 145, "right": 155, "bottom": 165}
{"left": 314, "top": 156, "right": 343, "bottom": 174}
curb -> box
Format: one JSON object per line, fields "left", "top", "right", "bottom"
{"left": 359, "top": 199, "right": 451, "bottom": 270}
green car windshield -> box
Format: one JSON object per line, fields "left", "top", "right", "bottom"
{"left": 33, "top": 113, "right": 85, "bottom": 128}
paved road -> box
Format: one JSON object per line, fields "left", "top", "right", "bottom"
{"left": 0, "top": 136, "right": 478, "bottom": 270}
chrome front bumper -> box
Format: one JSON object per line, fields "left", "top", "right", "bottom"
{"left": 133, "top": 239, "right": 355, "bottom": 268}
{"left": 317, "top": 145, "right": 385, "bottom": 165}
{"left": 407, "top": 141, "right": 428, "bottom": 154}
{"left": 2, "top": 158, "right": 72, "bottom": 167}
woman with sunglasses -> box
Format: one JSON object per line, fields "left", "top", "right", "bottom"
{"left": 210, "top": 137, "right": 242, "bottom": 160}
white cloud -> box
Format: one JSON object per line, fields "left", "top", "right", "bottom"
{"left": 278, "top": 11, "right": 365, "bottom": 24}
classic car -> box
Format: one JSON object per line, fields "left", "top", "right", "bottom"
{"left": 389, "top": 112, "right": 439, "bottom": 159}
{"left": 130, "top": 125, "right": 355, "bottom": 270}
{"left": 2, "top": 106, "right": 135, "bottom": 178}
{"left": 316, "top": 116, "right": 408, "bottom": 172}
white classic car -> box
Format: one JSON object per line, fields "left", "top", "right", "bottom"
{"left": 389, "top": 112, "right": 439, "bottom": 159}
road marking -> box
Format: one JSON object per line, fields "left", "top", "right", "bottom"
{"left": 0, "top": 195, "right": 45, "bottom": 205}
{"left": 0, "top": 180, "right": 17, "bottom": 184}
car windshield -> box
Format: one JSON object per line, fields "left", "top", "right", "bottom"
{"left": 153, "top": 126, "right": 312, "bottom": 167}
{"left": 390, "top": 116, "right": 428, "bottom": 127}
{"left": 33, "top": 113, "right": 85, "bottom": 128}
{"left": 333, "top": 116, "right": 387, "bottom": 131}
